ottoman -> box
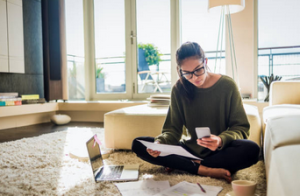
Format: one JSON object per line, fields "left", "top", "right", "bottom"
{"left": 104, "top": 104, "right": 168, "bottom": 149}
{"left": 243, "top": 104, "right": 262, "bottom": 147}
{"left": 104, "top": 104, "right": 261, "bottom": 149}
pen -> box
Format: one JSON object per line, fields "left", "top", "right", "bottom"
{"left": 197, "top": 183, "right": 206, "bottom": 193}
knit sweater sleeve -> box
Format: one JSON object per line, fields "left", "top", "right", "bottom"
{"left": 155, "top": 87, "right": 185, "bottom": 144}
{"left": 218, "top": 80, "right": 250, "bottom": 149}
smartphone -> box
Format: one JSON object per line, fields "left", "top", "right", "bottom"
{"left": 195, "top": 127, "right": 211, "bottom": 139}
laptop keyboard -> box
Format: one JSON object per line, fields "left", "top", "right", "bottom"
{"left": 99, "top": 166, "right": 124, "bottom": 180}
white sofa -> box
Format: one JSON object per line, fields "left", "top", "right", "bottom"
{"left": 263, "top": 81, "right": 300, "bottom": 196}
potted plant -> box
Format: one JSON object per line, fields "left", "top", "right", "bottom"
{"left": 259, "top": 74, "right": 282, "bottom": 102}
{"left": 96, "top": 66, "right": 106, "bottom": 92}
{"left": 137, "top": 43, "right": 162, "bottom": 81}
{"left": 138, "top": 43, "right": 162, "bottom": 66}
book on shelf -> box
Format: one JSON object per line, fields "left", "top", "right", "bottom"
{"left": 0, "top": 92, "right": 18, "bottom": 97}
{"left": 21, "top": 94, "right": 40, "bottom": 100}
{"left": 0, "top": 97, "right": 22, "bottom": 106}
{"left": 22, "top": 98, "right": 46, "bottom": 104}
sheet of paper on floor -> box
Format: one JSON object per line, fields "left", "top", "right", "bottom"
{"left": 114, "top": 179, "right": 170, "bottom": 196}
{"left": 153, "top": 181, "right": 223, "bottom": 196}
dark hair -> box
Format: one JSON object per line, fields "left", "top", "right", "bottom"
{"left": 175, "top": 42, "right": 206, "bottom": 102}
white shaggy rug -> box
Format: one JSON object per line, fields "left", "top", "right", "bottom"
{"left": 0, "top": 127, "right": 266, "bottom": 196}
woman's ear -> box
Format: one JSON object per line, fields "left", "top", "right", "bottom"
{"left": 204, "top": 58, "right": 208, "bottom": 69}
{"left": 204, "top": 58, "right": 210, "bottom": 72}
{"left": 176, "top": 66, "right": 182, "bottom": 77}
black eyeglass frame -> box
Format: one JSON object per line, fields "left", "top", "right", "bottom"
{"left": 180, "top": 62, "right": 206, "bottom": 80}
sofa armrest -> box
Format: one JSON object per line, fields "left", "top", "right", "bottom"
{"left": 264, "top": 114, "right": 300, "bottom": 178}
{"left": 269, "top": 81, "right": 300, "bottom": 106}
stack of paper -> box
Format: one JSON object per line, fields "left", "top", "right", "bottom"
{"left": 147, "top": 94, "right": 170, "bottom": 107}
{"left": 115, "top": 180, "right": 223, "bottom": 196}
{"left": 115, "top": 179, "right": 170, "bottom": 196}
{"left": 154, "top": 181, "right": 223, "bottom": 196}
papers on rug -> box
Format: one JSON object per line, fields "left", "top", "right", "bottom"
{"left": 154, "top": 181, "right": 223, "bottom": 196}
{"left": 137, "top": 140, "right": 202, "bottom": 160}
{"left": 115, "top": 179, "right": 170, "bottom": 196}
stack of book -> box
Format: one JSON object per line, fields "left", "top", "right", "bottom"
{"left": 147, "top": 94, "right": 171, "bottom": 107}
{"left": 21, "top": 94, "right": 46, "bottom": 104}
{"left": 0, "top": 92, "right": 22, "bottom": 106}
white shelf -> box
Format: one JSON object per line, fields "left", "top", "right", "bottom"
{"left": 0, "top": 103, "right": 59, "bottom": 118}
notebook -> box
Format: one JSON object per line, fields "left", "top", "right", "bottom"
{"left": 86, "top": 135, "right": 139, "bottom": 182}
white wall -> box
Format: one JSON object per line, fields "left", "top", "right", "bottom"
{"left": 226, "top": 0, "right": 257, "bottom": 98}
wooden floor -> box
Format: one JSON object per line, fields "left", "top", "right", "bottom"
{"left": 0, "top": 122, "right": 104, "bottom": 143}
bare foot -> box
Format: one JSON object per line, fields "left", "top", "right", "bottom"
{"left": 164, "top": 167, "right": 174, "bottom": 173}
{"left": 198, "top": 165, "right": 232, "bottom": 183}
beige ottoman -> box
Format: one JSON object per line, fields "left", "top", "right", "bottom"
{"left": 104, "top": 104, "right": 262, "bottom": 149}
{"left": 243, "top": 104, "right": 262, "bottom": 147}
{"left": 104, "top": 104, "right": 168, "bottom": 149}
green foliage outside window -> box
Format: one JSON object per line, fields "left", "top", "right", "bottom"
{"left": 96, "top": 66, "right": 105, "bottom": 79}
{"left": 138, "top": 43, "right": 162, "bottom": 65}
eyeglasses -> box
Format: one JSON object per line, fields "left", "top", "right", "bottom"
{"left": 181, "top": 66, "right": 206, "bottom": 80}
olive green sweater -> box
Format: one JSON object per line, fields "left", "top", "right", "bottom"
{"left": 155, "top": 75, "right": 250, "bottom": 158}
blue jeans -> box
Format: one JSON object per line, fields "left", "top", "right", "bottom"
{"left": 131, "top": 137, "right": 259, "bottom": 174}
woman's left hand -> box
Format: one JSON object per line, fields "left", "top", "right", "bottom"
{"left": 197, "top": 134, "right": 222, "bottom": 151}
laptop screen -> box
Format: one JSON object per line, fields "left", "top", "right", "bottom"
{"left": 86, "top": 136, "right": 104, "bottom": 178}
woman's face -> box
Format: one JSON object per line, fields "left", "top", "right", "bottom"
{"left": 180, "top": 57, "right": 208, "bottom": 88}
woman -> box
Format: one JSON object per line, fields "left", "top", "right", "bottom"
{"left": 132, "top": 42, "right": 259, "bottom": 182}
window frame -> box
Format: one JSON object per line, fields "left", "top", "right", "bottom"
{"left": 81, "top": 0, "right": 180, "bottom": 101}
{"left": 78, "top": 0, "right": 260, "bottom": 101}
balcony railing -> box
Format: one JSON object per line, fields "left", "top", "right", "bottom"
{"left": 257, "top": 45, "right": 300, "bottom": 100}
{"left": 258, "top": 45, "right": 300, "bottom": 79}
{"left": 67, "top": 46, "right": 300, "bottom": 100}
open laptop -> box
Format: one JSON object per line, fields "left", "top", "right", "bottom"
{"left": 86, "top": 135, "right": 139, "bottom": 182}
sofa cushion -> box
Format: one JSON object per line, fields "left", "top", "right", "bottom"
{"left": 263, "top": 104, "right": 300, "bottom": 124}
{"left": 270, "top": 81, "right": 300, "bottom": 106}
{"left": 267, "top": 145, "right": 300, "bottom": 196}
{"left": 264, "top": 114, "right": 300, "bottom": 177}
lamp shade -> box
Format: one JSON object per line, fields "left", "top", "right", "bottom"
{"left": 208, "top": 0, "right": 245, "bottom": 14}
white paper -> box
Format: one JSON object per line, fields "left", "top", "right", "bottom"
{"left": 115, "top": 179, "right": 170, "bottom": 196}
{"left": 137, "top": 140, "right": 202, "bottom": 160}
{"left": 195, "top": 127, "right": 211, "bottom": 139}
{"left": 154, "top": 181, "right": 223, "bottom": 196}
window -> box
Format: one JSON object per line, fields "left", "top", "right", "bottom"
{"left": 94, "top": 0, "right": 126, "bottom": 94}
{"left": 258, "top": 0, "right": 300, "bottom": 100}
{"left": 65, "top": 0, "right": 85, "bottom": 100}
{"left": 136, "top": 0, "right": 171, "bottom": 94}
{"left": 65, "top": 0, "right": 229, "bottom": 101}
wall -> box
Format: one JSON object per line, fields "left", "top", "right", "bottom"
{"left": 226, "top": 0, "right": 257, "bottom": 98}
{"left": 0, "top": 0, "right": 44, "bottom": 98}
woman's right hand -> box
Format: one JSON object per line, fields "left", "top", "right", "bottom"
{"left": 146, "top": 140, "right": 161, "bottom": 157}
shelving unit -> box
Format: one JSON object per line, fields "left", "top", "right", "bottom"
{"left": 0, "top": 103, "right": 59, "bottom": 118}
